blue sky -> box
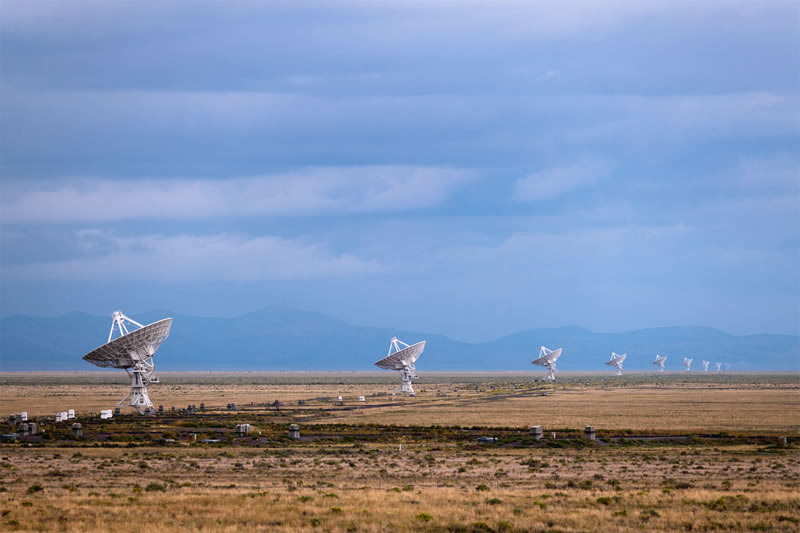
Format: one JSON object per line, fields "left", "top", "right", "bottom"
{"left": 0, "top": 1, "right": 798, "bottom": 341}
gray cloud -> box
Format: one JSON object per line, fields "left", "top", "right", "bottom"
{"left": 1, "top": 231, "right": 382, "bottom": 281}
{"left": 0, "top": 166, "right": 475, "bottom": 222}
{"left": 514, "top": 161, "right": 609, "bottom": 202}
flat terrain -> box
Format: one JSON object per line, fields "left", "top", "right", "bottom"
{"left": 1, "top": 373, "right": 798, "bottom": 532}
{"left": 2, "top": 373, "right": 799, "bottom": 434}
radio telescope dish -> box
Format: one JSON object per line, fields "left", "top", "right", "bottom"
{"left": 605, "top": 352, "right": 627, "bottom": 376}
{"left": 701, "top": 360, "right": 710, "bottom": 371}
{"left": 374, "top": 337, "right": 425, "bottom": 396}
{"left": 82, "top": 310, "right": 172, "bottom": 414}
{"left": 532, "top": 346, "right": 562, "bottom": 381}
{"left": 652, "top": 354, "right": 667, "bottom": 373}
{"left": 715, "top": 362, "right": 722, "bottom": 372}
{"left": 683, "top": 357, "right": 693, "bottom": 372}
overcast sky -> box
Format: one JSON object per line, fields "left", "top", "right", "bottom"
{"left": 1, "top": 1, "right": 798, "bottom": 341}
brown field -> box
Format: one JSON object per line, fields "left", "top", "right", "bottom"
{"left": 2, "top": 372, "right": 799, "bottom": 434}
{"left": 1, "top": 373, "right": 798, "bottom": 532}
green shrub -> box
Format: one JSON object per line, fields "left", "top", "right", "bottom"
{"left": 416, "top": 512, "right": 433, "bottom": 522}
{"left": 26, "top": 484, "right": 44, "bottom": 494}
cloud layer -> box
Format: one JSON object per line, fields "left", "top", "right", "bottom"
{"left": 0, "top": 167, "right": 475, "bottom": 222}
{"left": 0, "top": 1, "right": 797, "bottom": 339}
{"left": 1, "top": 231, "right": 381, "bottom": 281}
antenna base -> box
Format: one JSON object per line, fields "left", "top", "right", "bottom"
{"left": 118, "top": 363, "right": 156, "bottom": 414}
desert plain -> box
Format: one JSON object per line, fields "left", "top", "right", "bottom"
{"left": 0, "top": 372, "right": 798, "bottom": 532}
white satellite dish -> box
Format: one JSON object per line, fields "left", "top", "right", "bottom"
{"left": 715, "top": 362, "right": 722, "bottom": 372}
{"left": 701, "top": 360, "right": 710, "bottom": 371}
{"left": 683, "top": 357, "right": 693, "bottom": 372}
{"left": 81, "top": 310, "right": 172, "bottom": 414}
{"left": 605, "top": 352, "right": 627, "bottom": 376}
{"left": 374, "top": 337, "right": 425, "bottom": 396}
{"left": 652, "top": 354, "right": 667, "bottom": 372}
{"left": 532, "top": 346, "right": 562, "bottom": 381}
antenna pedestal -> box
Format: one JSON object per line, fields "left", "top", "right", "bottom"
{"left": 394, "top": 368, "right": 416, "bottom": 396}
{"left": 118, "top": 363, "right": 155, "bottom": 414}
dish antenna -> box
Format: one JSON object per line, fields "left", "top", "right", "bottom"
{"left": 715, "top": 362, "right": 722, "bottom": 372}
{"left": 652, "top": 354, "right": 667, "bottom": 372}
{"left": 81, "top": 310, "right": 172, "bottom": 414}
{"left": 701, "top": 360, "right": 710, "bottom": 371}
{"left": 605, "top": 352, "right": 627, "bottom": 376}
{"left": 532, "top": 346, "right": 562, "bottom": 381}
{"left": 683, "top": 357, "right": 693, "bottom": 372}
{"left": 374, "top": 337, "right": 425, "bottom": 396}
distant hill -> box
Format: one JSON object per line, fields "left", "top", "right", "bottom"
{"left": 0, "top": 306, "right": 798, "bottom": 371}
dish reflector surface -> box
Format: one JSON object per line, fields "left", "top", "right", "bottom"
{"left": 82, "top": 318, "right": 173, "bottom": 369}
{"left": 531, "top": 347, "right": 562, "bottom": 366}
{"left": 606, "top": 353, "right": 627, "bottom": 365}
{"left": 374, "top": 341, "right": 426, "bottom": 370}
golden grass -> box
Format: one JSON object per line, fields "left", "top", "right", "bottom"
{"left": 1, "top": 444, "right": 798, "bottom": 532}
{"left": 2, "top": 374, "right": 798, "bottom": 434}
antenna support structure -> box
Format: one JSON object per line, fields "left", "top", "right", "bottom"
{"left": 82, "top": 310, "right": 172, "bottom": 415}
{"left": 683, "top": 357, "right": 693, "bottom": 372}
{"left": 390, "top": 337, "right": 416, "bottom": 395}
{"left": 652, "top": 354, "right": 667, "bottom": 373}
{"left": 532, "top": 346, "right": 562, "bottom": 381}
{"left": 606, "top": 352, "right": 627, "bottom": 376}
{"left": 374, "top": 337, "right": 426, "bottom": 397}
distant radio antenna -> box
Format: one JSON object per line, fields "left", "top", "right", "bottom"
{"left": 532, "top": 346, "right": 562, "bottom": 381}
{"left": 701, "top": 360, "right": 710, "bottom": 371}
{"left": 81, "top": 310, "right": 172, "bottom": 414}
{"left": 652, "top": 354, "right": 667, "bottom": 372}
{"left": 715, "top": 362, "right": 722, "bottom": 372}
{"left": 374, "top": 337, "right": 425, "bottom": 396}
{"left": 683, "top": 357, "right": 693, "bottom": 372}
{"left": 724, "top": 362, "right": 730, "bottom": 371}
{"left": 605, "top": 352, "right": 627, "bottom": 376}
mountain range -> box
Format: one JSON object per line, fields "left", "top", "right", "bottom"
{"left": 0, "top": 306, "right": 798, "bottom": 371}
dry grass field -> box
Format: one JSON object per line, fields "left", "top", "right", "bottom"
{"left": 1, "top": 442, "right": 798, "bottom": 532}
{"left": 1, "top": 373, "right": 798, "bottom": 532}
{"left": 1, "top": 373, "right": 798, "bottom": 434}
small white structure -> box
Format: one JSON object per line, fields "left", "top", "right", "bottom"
{"left": 374, "top": 337, "right": 426, "bottom": 396}
{"left": 359, "top": 396, "right": 365, "bottom": 402}
{"left": 288, "top": 424, "right": 300, "bottom": 440}
{"left": 99, "top": 409, "right": 113, "bottom": 420}
{"left": 235, "top": 424, "right": 252, "bottom": 436}
{"left": 19, "top": 412, "right": 28, "bottom": 422}
{"left": 81, "top": 310, "right": 173, "bottom": 414}
{"left": 683, "top": 357, "right": 693, "bottom": 372}
{"left": 532, "top": 346, "right": 562, "bottom": 381}
{"left": 652, "top": 354, "right": 667, "bottom": 372}
{"left": 701, "top": 360, "right": 710, "bottom": 371}
{"left": 67, "top": 409, "right": 75, "bottom": 419}
{"left": 605, "top": 352, "right": 627, "bottom": 376}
